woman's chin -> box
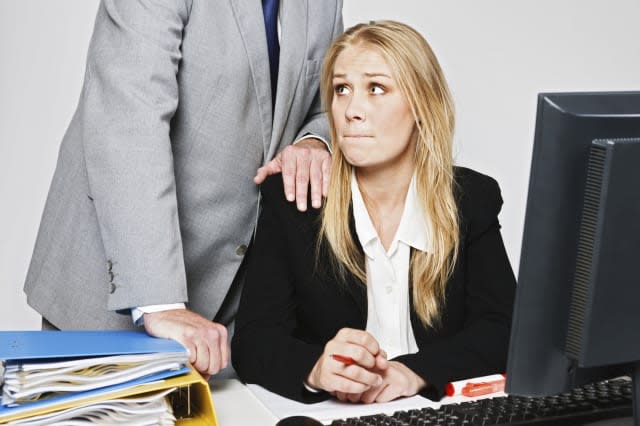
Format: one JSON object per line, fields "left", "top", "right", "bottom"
{"left": 342, "top": 151, "right": 371, "bottom": 168}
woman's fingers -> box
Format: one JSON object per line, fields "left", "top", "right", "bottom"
{"left": 327, "top": 328, "right": 382, "bottom": 369}
{"left": 361, "top": 383, "right": 387, "bottom": 404}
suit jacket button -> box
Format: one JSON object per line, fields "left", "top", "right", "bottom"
{"left": 235, "top": 244, "right": 247, "bottom": 256}
{"left": 108, "top": 271, "right": 114, "bottom": 281}
{"left": 109, "top": 283, "right": 116, "bottom": 294}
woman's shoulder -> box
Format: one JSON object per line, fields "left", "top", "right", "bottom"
{"left": 453, "top": 167, "right": 501, "bottom": 198}
{"left": 260, "top": 173, "right": 287, "bottom": 200}
{"left": 260, "top": 174, "right": 322, "bottom": 218}
{"left": 453, "top": 166, "right": 504, "bottom": 227}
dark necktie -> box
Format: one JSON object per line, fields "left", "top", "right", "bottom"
{"left": 262, "top": 0, "right": 280, "bottom": 108}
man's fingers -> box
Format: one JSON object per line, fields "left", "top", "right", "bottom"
{"left": 294, "top": 149, "right": 311, "bottom": 211}
{"left": 321, "top": 157, "right": 331, "bottom": 198}
{"left": 202, "top": 329, "right": 220, "bottom": 375}
{"left": 280, "top": 148, "right": 297, "bottom": 202}
{"left": 253, "top": 167, "right": 268, "bottom": 184}
{"left": 185, "top": 343, "right": 197, "bottom": 365}
{"left": 192, "top": 340, "right": 211, "bottom": 374}
{"left": 143, "top": 309, "right": 229, "bottom": 376}
{"left": 254, "top": 156, "right": 283, "bottom": 184}
{"left": 218, "top": 325, "right": 229, "bottom": 370}
{"left": 309, "top": 156, "right": 323, "bottom": 209}
{"left": 277, "top": 140, "right": 331, "bottom": 208}
{"left": 210, "top": 324, "right": 228, "bottom": 372}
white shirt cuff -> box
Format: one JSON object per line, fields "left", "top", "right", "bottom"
{"left": 131, "top": 303, "right": 186, "bottom": 327}
{"left": 294, "top": 134, "right": 332, "bottom": 154}
{"left": 303, "top": 381, "right": 323, "bottom": 394}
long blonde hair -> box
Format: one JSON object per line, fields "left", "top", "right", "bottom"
{"left": 319, "top": 21, "right": 459, "bottom": 329}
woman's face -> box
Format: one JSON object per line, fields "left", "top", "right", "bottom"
{"left": 331, "top": 44, "right": 417, "bottom": 174}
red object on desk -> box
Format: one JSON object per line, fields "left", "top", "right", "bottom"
{"left": 445, "top": 374, "right": 506, "bottom": 397}
{"left": 461, "top": 377, "right": 506, "bottom": 397}
{"left": 331, "top": 354, "right": 355, "bottom": 366}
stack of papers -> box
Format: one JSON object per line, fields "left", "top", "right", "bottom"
{"left": 2, "top": 352, "right": 187, "bottom": 405}
{"left": 7, "top": 388, "right": 176, "bottom": 426}
{"left": 0, "top": 331, "right": 215, "bottom": 425}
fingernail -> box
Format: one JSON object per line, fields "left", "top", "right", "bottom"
{"left": 312, "top": 199, "right": 320, "bottom": 209}
{"left": 287, "top": 193, "right": 294, "bottom": 201}
{"left": 298, "top": 202, "right": 306, "bottom": 211}
{"left": 376, "top": 376, "right": 383, "bottom": 386}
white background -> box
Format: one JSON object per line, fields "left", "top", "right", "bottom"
{"left": 1, "top": 0, "right": 639, "bottom": 329}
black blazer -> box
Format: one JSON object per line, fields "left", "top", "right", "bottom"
{"left": 232, "top": 167, "right": 516, "bottom": 403}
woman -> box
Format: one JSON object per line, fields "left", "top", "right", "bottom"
{"left": 232, "top": 21, "right": 516, "bottom": 404}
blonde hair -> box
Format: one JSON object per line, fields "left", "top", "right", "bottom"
{"left": 319, "top": 21, "right": 459, "bottom": 329}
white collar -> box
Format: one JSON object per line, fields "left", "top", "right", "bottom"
{"left": 351, "top": 172, "right": 431, "bottom": 259}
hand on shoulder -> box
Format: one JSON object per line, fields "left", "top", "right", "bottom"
{"left": 254, "top": 138, "right": 331, "bottom": 211}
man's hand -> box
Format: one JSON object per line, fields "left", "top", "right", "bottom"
{"left": 253, "top": 137, "right": 331, "bottom": 211}
{"left": 143, "top": 309, "right": 229, "bottom": 378}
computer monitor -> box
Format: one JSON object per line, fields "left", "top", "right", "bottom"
{"left": 505, "top": 92, "right": 640, "bottom": 421}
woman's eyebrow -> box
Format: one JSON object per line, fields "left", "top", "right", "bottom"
{"left": 332, "top": 72, "right": 392, "bottom": 79}
{"left": 363, "top": 72, "right": 392, "bottom": 78}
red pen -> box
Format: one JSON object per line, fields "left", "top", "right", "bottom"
{"left": 461, "top": 377, "right": 506, "bottom": 397}
{"left": 331, "top": 354, "right": 355, "bottom": 366}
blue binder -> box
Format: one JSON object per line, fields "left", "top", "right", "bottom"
{"left": 0, "top": 330, "right": 190, "bottom": 418}
{"left": 0, "top": 330, "right": 187, "bottom": 360}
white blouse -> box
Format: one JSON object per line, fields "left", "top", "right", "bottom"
{"left": 351, "top": 173, "right": 431, "bottom": 359}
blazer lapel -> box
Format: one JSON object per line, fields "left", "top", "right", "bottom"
{"left": 310, "top": 204, "right": 367, "bottom": 322}
{"left": 346, "top": 205, "right": 368, "bottom": 320}
{"left": 229, "top": 0, "right": 273, "bottom": 157}
{"left": 269, "top": 0, "right": 307, "bottom": 157}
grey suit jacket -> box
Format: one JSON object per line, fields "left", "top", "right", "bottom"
{"left": 24, "top": 0, "right": 343, "bottom": 329}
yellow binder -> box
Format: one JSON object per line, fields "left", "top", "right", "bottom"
{"left": 0, "top": 367, "right": 218, "bottom": 425}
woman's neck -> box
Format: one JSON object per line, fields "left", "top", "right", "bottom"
{"left": 356, "top": 166, "right": 414, "bottom": 251}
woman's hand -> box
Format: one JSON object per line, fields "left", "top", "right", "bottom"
{"left": 306, "top": 328, "right": 388, "bottom": 394}
{"left": 356, "top": 361, "right": 427, "bottom": 403}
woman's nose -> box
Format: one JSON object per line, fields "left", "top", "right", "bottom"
{"left": 345, "top": 93, "right": 366, "bottom": 122}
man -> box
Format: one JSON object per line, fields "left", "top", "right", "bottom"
{"left": 23, "top": 0, "right": 343, "bottom": 378}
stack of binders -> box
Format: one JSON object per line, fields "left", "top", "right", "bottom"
{"left": 0, "top": 331, "right": 217, "bottom": 425}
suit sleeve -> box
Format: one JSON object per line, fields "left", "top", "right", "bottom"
{"left": 80, "top": 0, "right": 192, "bottom": 311}
{"left": 232, "top": 178, "right": 327, "bottom": 403}
{"left": 394, "top": 175, "right": 516, "bottom": 400}
{"left": 293, "top": 0, "right": 343, "bottom": 144}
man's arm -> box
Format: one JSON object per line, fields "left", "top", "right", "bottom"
{"left": 82, "top": 0, "right": 227, "bottom": 375}
{"left": 84, "top": 0, "right": 189, "bottom": 311}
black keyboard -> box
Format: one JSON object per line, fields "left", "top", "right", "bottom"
{"left": 329, "top": 378, "right": 633, "bottom": 425}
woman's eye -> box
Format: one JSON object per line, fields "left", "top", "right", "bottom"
{"left": 334, "top": 84, "right": 350, "bottom": 95}
{"left": 370, "top": 85, "right": 385, "bottom": 95}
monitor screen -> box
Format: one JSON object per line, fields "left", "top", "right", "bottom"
{"left": 506, "top": 91, "right": 640, "bottom": 398}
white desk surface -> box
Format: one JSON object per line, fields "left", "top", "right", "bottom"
{"left": 210, "top": 379, "right": 277, "bottom": 426}
{"left": 209, "top": 379, "right": 500, "bottom": 426}
{"left": 208, "top": 380, "right": 634, "bottom": 426}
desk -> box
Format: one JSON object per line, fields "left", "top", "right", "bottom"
{"left": 209, "top": 380, "right": 634, "bottom": 426}
{"left": 210, "top": 379, "right": 277, "bottom": 425}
